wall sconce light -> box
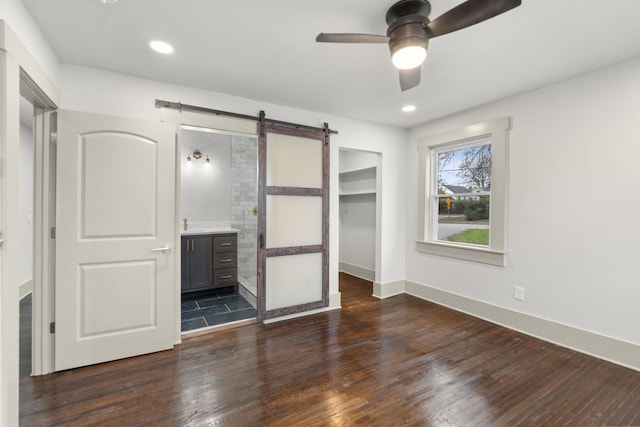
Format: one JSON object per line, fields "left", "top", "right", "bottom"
{"left": 186, "top": 150, "right": 211, "bottom": 168}
{"left": 186, "top": 150, "right": 208, "bottom": 162}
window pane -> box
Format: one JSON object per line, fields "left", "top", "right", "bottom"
{"left": 437, "top": 143, "right": 491, "bottom": 192}
{"left": 436, "top": 195, "right": 490, "bottom": 246}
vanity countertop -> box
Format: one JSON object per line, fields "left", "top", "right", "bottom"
{"left": 180, "top": 227, "right": 239, "bottom": 236}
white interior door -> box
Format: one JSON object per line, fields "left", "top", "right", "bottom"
{"left": 55, "top": 110, "right": 176, "bottom": 371}
{"left": 258, "top": 123, "right": 329, "bottom": 320}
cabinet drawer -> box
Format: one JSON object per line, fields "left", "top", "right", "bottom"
{"left": 213, "top": 252, "right": 237, "bottom": 269}
{"left": 213, "top": 235, "right": 237, "bottom": 252}
{"left": 213, "top": 268, "right": 237, "bottom": 286}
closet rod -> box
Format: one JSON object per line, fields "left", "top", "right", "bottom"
{"left": 155, "top": 99, "right": 338, "bottom": 135}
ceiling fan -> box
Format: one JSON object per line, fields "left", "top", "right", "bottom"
{"left": 316, "top": 0, "right": 522, "bottom": 91}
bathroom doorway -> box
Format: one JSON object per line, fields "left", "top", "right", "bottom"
{"left": 179, "top": 127, "right": 258, "bottom": 333}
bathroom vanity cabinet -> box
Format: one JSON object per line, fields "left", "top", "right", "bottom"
{"left": 181, "top": 233, "right": 238, "bottom": 293}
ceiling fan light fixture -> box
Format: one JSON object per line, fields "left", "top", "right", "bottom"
{"left": 391, "top": 44, "right": 427, "bottom": 70}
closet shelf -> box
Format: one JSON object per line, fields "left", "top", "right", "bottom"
{"left": 339, "top": 190, "right": 376, "bottom": 197}
{"left": 339, "top": 165, "right": 377, "bottom": 196}
{"left": 339, "top": 166, "right": 376, "bottom": 177}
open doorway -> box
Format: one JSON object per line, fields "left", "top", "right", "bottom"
{"left": 179, "top": 127, "right": 258, "bottom": 333}
{"left": 338, "top": 149, "right": 381, "bottom": 296}
{"left": 19, "top": 96, "right": 34, "bottom": 378}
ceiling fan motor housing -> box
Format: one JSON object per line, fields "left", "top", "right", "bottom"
{"left": 386, "top": 0, "right": 431, "bottom": 62}
{"left": 385, "top": 0, "right": 431, "bottom": 24}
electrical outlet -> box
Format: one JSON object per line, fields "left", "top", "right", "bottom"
{"left": 514, "top": 286, "right": 525, "bottom": 301}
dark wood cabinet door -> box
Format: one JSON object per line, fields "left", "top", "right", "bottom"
{"left": 189, "top": 236, "right": 214, "bottom": 290}
{"left": 181, "top": 238, "right": 191, "bottom": 291}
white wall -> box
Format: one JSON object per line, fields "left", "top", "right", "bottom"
{"left": 340, "top": 194, "right": 376, "bottom": 272}
{"left": 180, "top": 129, "right": 231, "bottom": 225}
{"left": 406, "top": 57, "right": 640, "bottom": 348}
{"left": 19, "top": 124, "right": 33, "bottom": 287}
{"left": 59, "top": 64, "right": 409, "bottom": 297}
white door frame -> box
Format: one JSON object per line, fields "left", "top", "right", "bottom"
{"left": 0, "top": 20, "right": 59, "bottom": 426}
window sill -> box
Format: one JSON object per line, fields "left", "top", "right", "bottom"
{"left": 416, "top": 240, "right": 505, "bottom": 266}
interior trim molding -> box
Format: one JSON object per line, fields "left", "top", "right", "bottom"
{"left": 405, "top": 280, "right": 640, "bottom": 372}
{"left": 0, "top": 21, "right": 60, "bottom": 107}
{"left": 339, "top": 262, "right": 374, "bottom": 281}
{"left": 19, "top": 279, "right": 33, "bottom": 300}
{"left": 1, "top": 20, "right": 61, "bottom": 426}
{"left": 372, "top": 279, "right": 405, "bottom": 299}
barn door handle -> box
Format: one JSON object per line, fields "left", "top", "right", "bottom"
{"left": 259, "top": 233, "right": 264, "bottom": 249}
{"left": 151, "top": 244, "right": 172, "bottom": 253}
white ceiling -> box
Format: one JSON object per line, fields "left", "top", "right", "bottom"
{"left": 20, "top": 0, "right": 640, "bottom": 128}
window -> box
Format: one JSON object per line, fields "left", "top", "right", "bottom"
{"left": 417, "top": 117, "right": 509, "bottom": 266}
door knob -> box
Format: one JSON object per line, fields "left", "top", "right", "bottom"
{"left": 151, "top": 244, "right": 172, "bottom": 253}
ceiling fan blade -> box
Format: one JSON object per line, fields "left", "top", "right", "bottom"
{"left": 426, "top": 0, "right": 521, "bottom": 38}
{"left": 316, "top": 33, "right": 390, "bottom": 43}
{"left": 400, "top": 67, "right": 421, "bottom": 91}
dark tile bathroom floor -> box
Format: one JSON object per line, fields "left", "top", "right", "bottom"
{"left": 181, "top": 286, "right": 256, "bottom": 332}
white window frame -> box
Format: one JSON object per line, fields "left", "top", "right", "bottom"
{"left": 417, "top": 117, "right": 509, "bottom": 266}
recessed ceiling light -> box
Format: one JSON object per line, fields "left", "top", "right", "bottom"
{"left": 149, "top": 40, "right": 174, "bottom": 54}
{"left": 98, "top": 0, "right": 118, "bottom": 4}
{"left": 402, "top": 105, "right": 416, "bottom": 113}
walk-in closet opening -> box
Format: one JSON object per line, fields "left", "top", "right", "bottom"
{"left": 338, "top": 149, "right": 381, "bottom": 295}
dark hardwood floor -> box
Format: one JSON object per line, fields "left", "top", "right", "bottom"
{"left": 20, "top": 273, "right": 640, "bottom": 426}
{"left": 20, "top": 294, "right": 32, "bottom": 378}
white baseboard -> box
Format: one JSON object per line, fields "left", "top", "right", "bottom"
{"left": 372, "top": 280, "right": 405, "bottom": 299}
{"left": 339, "top": 262, "right": 375, "bottom": 281}
{"left": 263, "top": 292, "right": 341, "bottom": 324}
{"left": 405, "top": 280, "right": 640, "bottom": 372}
{"left": 19, "top": 279, "right": 33, "bottom": 300}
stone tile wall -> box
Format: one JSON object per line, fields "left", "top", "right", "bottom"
{"left": 231, "top": 136, "right": 258, "bottom": 295}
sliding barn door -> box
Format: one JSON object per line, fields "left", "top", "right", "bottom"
{"left": 258, "top": 123, "right": 329, "bottom": 320}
